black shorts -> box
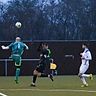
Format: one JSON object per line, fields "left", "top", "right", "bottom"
{"left": 35, "top": 58, "right": 50, "bottom": 73}
{"left": 16, "top": 66, "right": 21, "bottom": 69}
{"left": 35, "top": 64, "right": 45, "bottom": 73}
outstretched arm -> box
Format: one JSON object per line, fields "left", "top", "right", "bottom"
{"left": 1, "top": 45, "right": 9, "bottom": 50}
{"left": 24, "top": 44, "right": 29, "bottom": 50}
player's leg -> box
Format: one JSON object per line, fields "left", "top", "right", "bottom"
{"left": 31, "top": 65, "right": 53, "bottom": 87}
{"left": 37, "top": 65, "right": 54, "bottom": 81}
{"left": 31, "top": 71, "right": 49, "bottom": 87}
{"left": 82, "top": 74, "right": 90, "bottom": 77}
{"left": 15, "top": 66, "right": 21, "bottom": 84}
{"left": 15, "top": 59, "right": 21, "bottom": 84}
{"left": 31, "top": 65, "right": 45, "bottom": 87}
{"left": 40, "top": 73, "right": 54, "bottom": 81}
{"left": 31, "top": 70, "right": 53, "bottom": 87}
{"left": 31, "top": 69, "right": 38, "bottom": 86}
{"left": 78, "top": 64, "right": 88, "bottom": 87}
{"left": 30, "top": 71, "right": 49, "bottom": 87}
{"left": 82, "top": 74, "right": 93, "bottom": 80}
{"left": 12, "top": 55, "right": 21, "bottom": 84}
{"left": 78, "top": 73, "right": 88, "bottom": 87}
{"left": 81, "top": 62, "right": 93, "bottom": 80}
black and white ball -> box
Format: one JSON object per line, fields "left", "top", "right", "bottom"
{"left": 15, "top": 22, "right": 22, "bottom": 28}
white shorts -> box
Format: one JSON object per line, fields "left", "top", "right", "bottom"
{"left": 79, "top": 62, "right": 89, "bottom": 74}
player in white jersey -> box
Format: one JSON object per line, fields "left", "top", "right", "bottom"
{"left": 78, "top": 43, "right": 93, "bottom": 87}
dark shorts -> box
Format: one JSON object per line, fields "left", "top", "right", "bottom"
{"left": 35, "top": 58, "right": 51, "bottom": 73}
{"left": 16, "top": 66, "right": 21, "bottom": 68}
{"left": 36, "top": 64, "right": 45, "bottom": 73}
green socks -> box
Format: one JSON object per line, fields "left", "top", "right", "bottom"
{"left": 15, "top": 68, "right": 20, "bottom": 84}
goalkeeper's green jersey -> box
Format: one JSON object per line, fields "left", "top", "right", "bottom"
{"left": 8, "top": 41, "right": 28, "bottom": 56}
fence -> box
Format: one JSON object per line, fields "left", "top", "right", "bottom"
{"left": 0, "top": 59, "right": 39, "bottom": 76}
{"left": 0, "top": 41, "right": 96, "bottom": 76}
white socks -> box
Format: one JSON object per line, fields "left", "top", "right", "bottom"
{"left": 82, "top": 74, "right": 90, "bottom": 77}
{"left": 80, "top": 77, "right": 87, "bottom": 85}
{"left": 80, "top": 74, "right": 90, "bottom": 85}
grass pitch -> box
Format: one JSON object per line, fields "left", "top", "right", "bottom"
{"left": 0, "top": 76, "right": 96, "bottom": 96}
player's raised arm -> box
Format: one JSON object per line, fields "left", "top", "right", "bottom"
{"left": 1, "top": 45, "right": 9, "bottom": 50}
{"left": 24, "top": 44, "right": 29, "bottom": 50}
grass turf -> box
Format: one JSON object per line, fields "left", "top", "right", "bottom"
{"left": 0, "top": 76, "right": 96, "bottom": 96}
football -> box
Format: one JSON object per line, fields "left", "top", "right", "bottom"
{"left": 15, "top": 22, "right": 22, "bottom": 28}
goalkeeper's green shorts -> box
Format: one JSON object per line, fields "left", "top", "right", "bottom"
{"left": 11, "top": 54, "right": 21, "bottom": 66}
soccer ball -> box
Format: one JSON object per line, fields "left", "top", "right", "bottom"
{"left": 15, "top": 22, "right": 22, "bottom": 28}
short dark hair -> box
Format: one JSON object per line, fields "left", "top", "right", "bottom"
{"left": 37, "top": 42, "right": 48, "bottom": 51}
{"left": 43, "top": 43, "right": 48, "bottom": 46}
{"left": 82, "top": 43, "right": 89, "bottom": 47}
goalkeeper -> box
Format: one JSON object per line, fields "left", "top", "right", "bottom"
{"left": 1, "top": 37, "right": 29, "bottom": 84}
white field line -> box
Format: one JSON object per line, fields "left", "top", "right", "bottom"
{"left": 0, "top": 89, "right": 96, "bottom": 93}
{"left": 0, "top": 93, "right": 7, "bottom": 96}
